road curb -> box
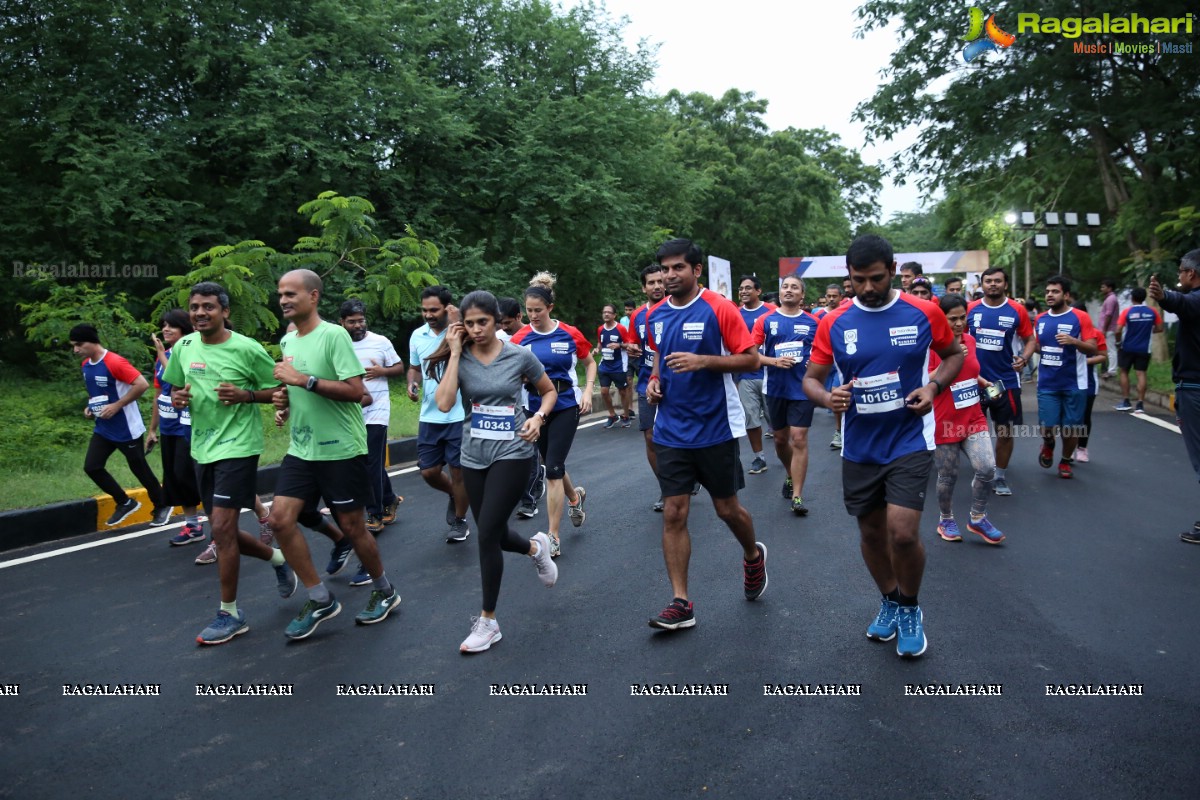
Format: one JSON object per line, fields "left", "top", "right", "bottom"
{"left": 0, "top": 437, "right": 418, "bottom": 553}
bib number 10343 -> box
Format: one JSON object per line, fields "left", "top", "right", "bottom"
{"left": 470, "top": 403, "right": 516, "bottom": 440}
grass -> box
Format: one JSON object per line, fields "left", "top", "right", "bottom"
{"left": 1147, "top": 361, "right": 1174, "bottom": 395}
{"left": 0, "top": 367, "right": 421, "bottom": 512}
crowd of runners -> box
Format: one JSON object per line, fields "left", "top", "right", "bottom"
{"left": 64, "top": 236, "right": 1196, "bottom": 657}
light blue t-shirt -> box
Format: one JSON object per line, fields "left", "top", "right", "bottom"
{"left": 409, "top": 323, "right": 465, "bottom": 424}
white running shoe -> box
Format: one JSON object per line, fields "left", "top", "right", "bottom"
{"left": 529, "top": 532, "right": 558, "bottom": 587}
{"left": 460, "top": 615, "right": 502, "bottom": 653}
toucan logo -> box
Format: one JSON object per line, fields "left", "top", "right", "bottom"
{"left": 963, "top": 8, "right": 1016, "bottom": 62}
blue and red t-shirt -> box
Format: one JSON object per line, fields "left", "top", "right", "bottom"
{"left": 510, "top": 321, "right": 592, "bottom": 413}
{"left": 647, "top": 289, "right": 754, "bottom": 448}
{"left": 1118, "top": 304, "right": 1162, "bottom": 354}
{"left": 736, "top": 302, "right": 775, "bottom": 381}
{"left": 595, "top": 322, "right": 634, "bottom": 375}
{"left": 82, "top": 350, "right": 147, "bottom": 442}
{"left": 1034, "top": 308, "right": 1098, "bottom": 392}
{"left": 629, "top": 301, "right": 664, "bottom": 394}
{"left": 153, "top": 350, "right": 191, "bottom": 439}
{"left": 810, "top": 293, "right": 955, "bottom": 465}
{"left": 966, "top": 297, "right": 1033, "bottom": 387}
{"left": 751, "top": 308, "right": 821, "bottom": 401}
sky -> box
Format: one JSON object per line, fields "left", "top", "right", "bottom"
{"left": 558, "top": 0, "right": 932, "bottom": 222}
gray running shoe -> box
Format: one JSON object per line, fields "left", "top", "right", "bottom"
{"left": 196, "top": 610, "right": 248, "bottom": 645}
{"left": 516, "top": 503, "right": 537, "bottom": 519}
{"left": 568, "top": 487, "right": 586, "bottom": 528}
{"left": 149, "top": 506, "right": 172, "bottom": 527}
{"left": 106, "top": 498, "right": 141, "bottom": 527}
{"left": 993, "top": 478, "right": 1012, "bottom": 496}
{"left": 748, "top": 456, "right": 768, "bottom": 474}
{"left": 446, "top": 518, "right": 470, "bottom": 543}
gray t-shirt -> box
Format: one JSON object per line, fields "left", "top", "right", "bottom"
{"left": 457, "top": 342, "right": 546, "bottom": 469}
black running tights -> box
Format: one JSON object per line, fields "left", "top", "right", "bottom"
{"left": 462, "top": 457, "right": 535, "bottom": 613}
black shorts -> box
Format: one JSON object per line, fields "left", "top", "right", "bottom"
{"left": 599, "top": 372, "right": 628, "bottom": 389}
{"left": 637, "top": 395, "right": 657, "bottom": 432}
{"left": 275, "top": 454, "right": 368, "bottom": 512}
{"left": 196, "top": 456, "right": 260, "bottom": 512}
{"left": 417, "top": 421, "right": 462, "bottom": 470}
{"left": 654, "top": 438, "right": 745, "bottom": 499}
{"left": 984, "top": 385, "right": 1023, "bottom": 428}
{"left": 537, "top": 406, "right": 579, "bottom": 480}
{"left": 766, "top": 396, "right": 815, "bottom": 431}
{"left": 1118, "top": 350, "right": 1151, "bottom": 371}
{"left": 842, "top": 450, "right": 932, "bottom": 517}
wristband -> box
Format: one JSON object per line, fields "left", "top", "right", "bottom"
{"left": 930, "top": 378, "right": 943, "bottom": 395}
{"left": 244, "top": 389, "right": 253, "bottom": 404}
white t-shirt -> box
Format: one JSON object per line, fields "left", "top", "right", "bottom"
{"left": 351, "top": 331, "right": 402, "bottom": 426}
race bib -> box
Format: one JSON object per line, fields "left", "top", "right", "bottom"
{"left": 88, "top": 394, "right": 108, "bottom": 414}
{"left": 181, "top": 407, "right": 191, "bottom": 426}
{"left": 601, "top": 347, "right": 615, "bottom": 361}
{"left": 774, "top": 341, "right": 806, "bottom": 360}
{"left": 470, "top": 403, "right": 516, "bottom": 440}
{"left": 852, "top": 372, "right": 904, "bottom": 414}
{"left": 975, "top": 328, "right": 1006, "bottom": 352}
{"left": 949, "top": 378, "right": 980, "bottom": 410}
{"left": 157, "top": 394, "right": 179, "bottom": 419}
{"left": 1041, "top": 346, "right": 1064, "bottom": 367}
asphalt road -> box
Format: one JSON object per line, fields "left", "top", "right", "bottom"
{"left": 2, "top": 394, "right": 1198, "bottom": 799}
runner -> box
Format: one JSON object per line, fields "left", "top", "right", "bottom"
{"left": 803, "top": 234, "right": 963, "bottom": 658}
{"left": 148, "top": 310, "right": 204, "bottom": 545}
{"left": 1033, "top": 275, "right": 1099, "bottom": 479}
{"left": 423, "top": 291, "right": 559, "bottom": 652}
{"left": 339, "top": 299, "right": 405, "bottom": 534}
{"left": 967, "top": 267, "right": 1035, "bottom": 496}
{"left": 909, "top": 277, "right": 934, "bottom": 302}
{"left": 644, "top": 238, "right": 767, "bottom": 631}
{"left": 1114, "top": 287, "right": 1163, "bottom": 413}
{"left": 629, "top": 264, "right": 668, "bottom": 511}
{"left": 929, "top": 294, "right": 1005, "bottom": 545}
{"left": 68, "top": 324, "right": 169, "bottom": 527}
{"left": 944, "top": 276, "right": 964, "bottom": 295}
{"left": 498, "top": 296, "right": 547, "bottom": 519}
{"left": 751, "top": 275, "right": 820, "bottom": 515}
{"left": 736, "top": 275, "right": 776, "bottom": 475}
{"left": 408, "top": 286, "right": 471, "bottom": 543}
{"left": 269, "top": 269, "right": 400, "bottom": 639}
{"left": 899, "top": 261, "right": 923, "bottom": 293}
{"left": 510, "top": 272, "right": 595, "bottom": 557}
{"left": 1074, "top": 309, "right": 1106, "bottom": 464}
{"left": 595, "top": 303, "right": 634, "bottom": 428}
{"left": 161, "top": 282, "right": 297, "bottom": 645}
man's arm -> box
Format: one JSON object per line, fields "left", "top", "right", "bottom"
{"left": 661, "top": 349, "right": 759, "bottom": 375}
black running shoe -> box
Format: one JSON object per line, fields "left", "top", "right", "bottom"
{"left": 648, "top": 599, "right": 695, "bottom": 630}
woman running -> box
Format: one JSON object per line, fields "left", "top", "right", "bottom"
{"left": 930, "top": 294, "right": 1005, "bottom": 545}
{"left": 150, "top": 309, "right": 205, "bottom": 545}
{"left": 426, "top": 290, "right": 559, "bottom": 653}
{"left": 510, "top": 272, "right": 596, "bottom": 557}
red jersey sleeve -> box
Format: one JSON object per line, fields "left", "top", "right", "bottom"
{"left": 1153, "top": 307, "right": 1163, "bottom": 325}
{"left": 707, "top": 291, "right": 754, "bottom": 354}
{"left": 595, "top": 325, "right": 604, "bottom": 350}
{"left": 618, "top": 323, "right": 636, "bottom": 344}
{"left": 1014, "top": 301, "right": 1034, "bottom": 338}
{"left": 104, "top": 352, "right": 143, "bottom": 385}
{"left": 915, "top": 298, "right": 954, "bottom": 351}
{"left": 565, "top": 323, "right": 592, "bottom": 359}
{"left": 810, "top": 312, "right": 836, "bottom": 366}
{"left": 509, "top": 324, "right": 532, "bottom": 346}
{"left": 1093, "top": 327, "right": 1107, "bottom": 353}
{"left": 1117, "top": 307, "right": 1130, "bottom": 327}
{"left": 750, "top": 313, "right": 767, "bottom": 346}
{"left": 1073, "top": 308, "right": 1097, "bottom": 341}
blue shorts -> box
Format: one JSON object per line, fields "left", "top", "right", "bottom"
{"left": 766, "top": 396, "right": 815, "bottom": 431}
{"left": 1037, "top": 390, "right": 1086, "bottom": 429}
{"left": 417, "top": 421, "right": 462, "bottom": 470}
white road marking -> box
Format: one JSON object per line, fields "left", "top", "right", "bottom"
{"left": 1128, "top": 412, "right": 1181, "bottom": 435}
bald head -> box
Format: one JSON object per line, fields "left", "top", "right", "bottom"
{"left": 278, "top": 269, "right": 323, "bottom": 330}
{"left": 282, "top": 269, "right": 323, "bottom": 294}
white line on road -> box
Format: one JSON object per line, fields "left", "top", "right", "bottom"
{"left": 1128, "top": 411, "right": 1181, "bottom": 435}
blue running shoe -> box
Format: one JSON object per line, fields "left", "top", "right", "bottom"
{"left": 326, "top": 539, "right": 354, "bottom": 575}
{"left": 355, "top": 588, "right": 400, "bottom": 625}
{"left": 967, "top": 516, "right": 1005, "bottom": 544}
{"left": 936, "top": 518, "right": 962, "bottom": 542}
{"left": 603, "top": 416, "right": 617, "bottom": 429}
{"left": 896, "top": 605, "right": 927, "bottom": 658}
{"left": 285, "top": 597, "right": 341, "bottom": 640}
{"left": 274, "top": 559, "right": 297, "bottom": 598}
{"left": 170, "top": 523, "right": 206, "bottom": 546}
{"left": 866, "top": 598, "right": 900, "bottom": 642}
{"left": 348, "top": 564, "right": 372, "bottom": 586}
{"left": 196, "top": 610, "right": 249, "bottom": 645}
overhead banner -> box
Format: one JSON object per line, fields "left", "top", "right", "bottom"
{"left": 707, "top": 255, "right": 733, "bottom": 300}
{"left": 778, "top": 251, "right": 990, "bottom": 280}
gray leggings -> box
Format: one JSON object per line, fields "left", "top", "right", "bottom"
{"left": 934, "top": 431, "right": 996, "bottom": 518}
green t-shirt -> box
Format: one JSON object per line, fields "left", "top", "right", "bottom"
{"left": 280, "top": 320, "right": 368, "bottom": 461}
{"left": 161, "top": 331, "right": 278, "bottom": 464}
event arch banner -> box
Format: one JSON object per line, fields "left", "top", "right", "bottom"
{"left": 778, "top": 251, "right": 990, "bottom": 280}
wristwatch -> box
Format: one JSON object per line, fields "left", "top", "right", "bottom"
{"left": 534, "top": 411, "right": 548, "bottom": 423}
{"left": 305, "top": 375, "right": 319, "bottom": 392}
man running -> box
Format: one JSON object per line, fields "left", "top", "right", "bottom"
{"left": 752, "top": 275, "right": 820, "bottom": 515}
{"left": 270, "top": 269, "right": 400, "bottom": 639}
{"left": 162, "top": 282, "right": 297, "bottom": 644}
{"left": 408, "top": 286, "right": 471, "bottom": 542}
{"left": 1033, "top": 275, "right": 1099, "bottom": 479}
{"left": 967, "top": 267, "right": 1034, "bottom": 496}
{"left": 736, "top": 275, "right": 776, "bottom": 475}
{"left": 1114, "top": 287, "right": 1163, "bottom": 413}
{"left": 630, "top": 264, "right": 667, "bottom": 511}
{"left": 645, "top": 238, "right": 766, "bottom": 631}
{"left": 69, "top": 324, "right": 168, "bottom": 527}
{"left": 596, "top": 303, "right": 634, "bottom": 428}
{"left": 340, "top": 299, "right": 405, "bottom": 534}
{"left": 803, "top": 234, "right": 963, "bottom": 659}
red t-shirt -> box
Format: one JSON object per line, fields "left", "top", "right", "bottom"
{"left": 929, "top": 333, "right": 988, "bottom": 445}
